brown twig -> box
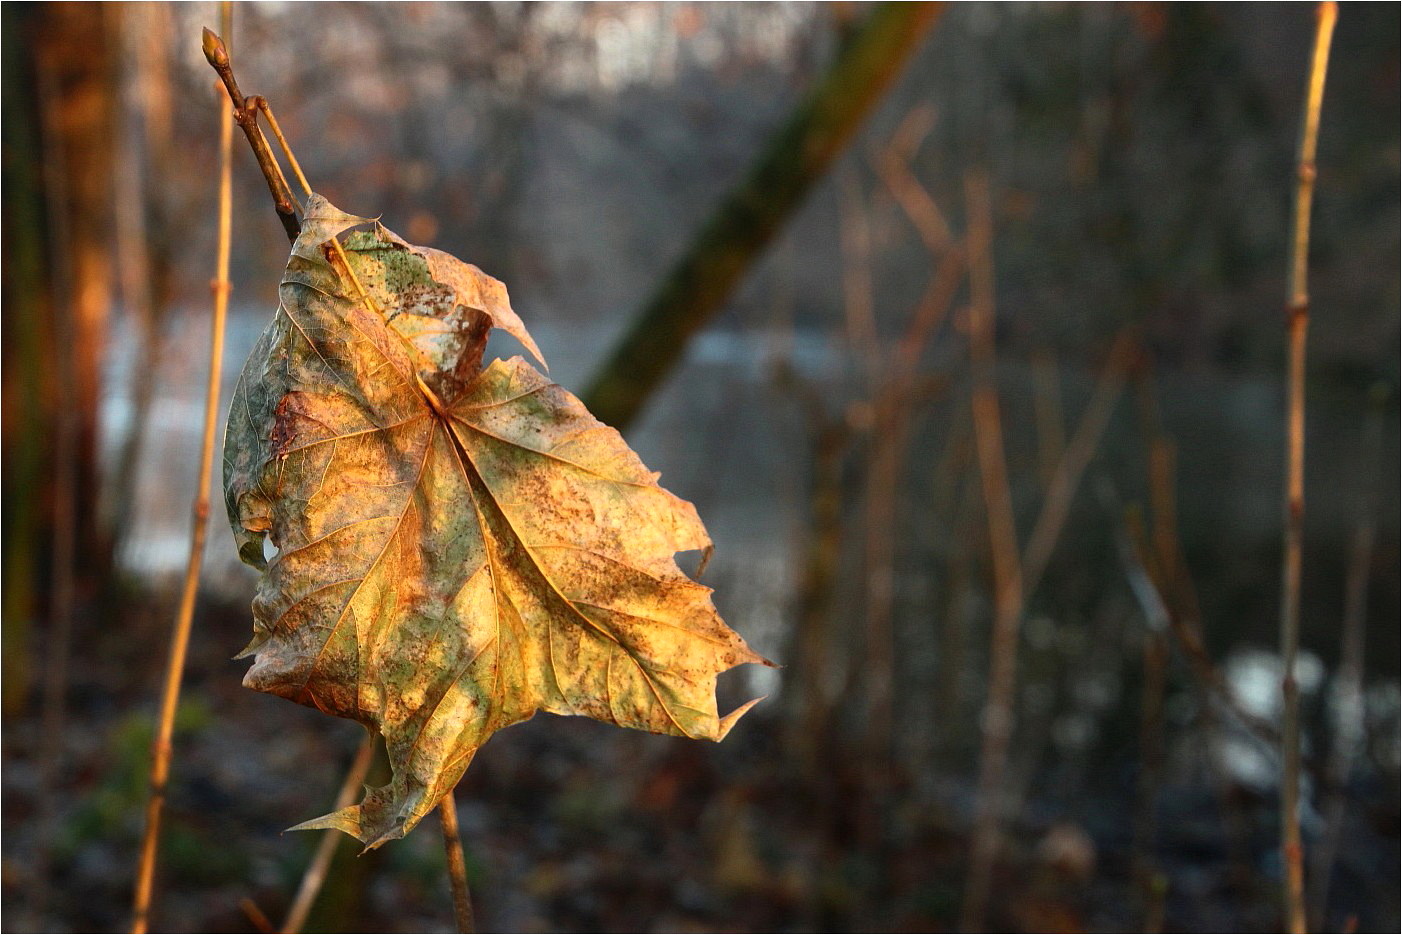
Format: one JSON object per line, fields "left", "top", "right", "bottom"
{"left": 240, "top": 898, "right": 275, "bottom": 934}
{"left": 872, "top": 103, "right": 952, "bottom": 255}
{"left": 1133, "top": 628, "right": 1170, "bottom": 924}
{"left": 1104, "top": 480, "right": 1279, "bottom": 749}
{"left": 201, "top": 28, "right": 300, "bottom": 242}
{"left": 1128, "top": 375, "right": 1261, "bottom": 886}
{"left": 859, "top": 118, "right": 964, "bottom": 767}
{"left": 847, "top": 134, "right": 964, "bottom": 766}
{"left": 439, "top": 791, "right": 476, "bottom": 933}
{"left": 281, "top": 735, "right": 376, "bottom": 933}
{"left": 131, "top": 7, "right": 235, "bottom": 932}
{"left": 1280, "top": 5, "right": 1336, "bottom": 931}
{"left": 960, "top": 170, "right": 1024, "bottom": 933}
{"left": 253, "top": 97, "right": 313, "bottom": 196}
{"left": 933, "top": 406, "right": 975, "bottom": 732}
{"left": 1020, "top": 334, "right": 1133, "bottom": 600}
{"left": 840, "top": 167, "right": 881, "bottom": 378}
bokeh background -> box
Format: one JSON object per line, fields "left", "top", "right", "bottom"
{"left": 3, "top": 3, "right": 1398, "bottom": 931}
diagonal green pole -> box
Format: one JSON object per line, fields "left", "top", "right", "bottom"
{"left": 583, "top": 2, "right": 944, "bottom": 430}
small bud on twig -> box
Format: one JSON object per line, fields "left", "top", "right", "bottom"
{"left": 202, "top": 28, "right": 229, "bottom": 69}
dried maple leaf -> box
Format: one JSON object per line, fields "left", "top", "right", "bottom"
{"left": 223, "top": 194, "right": 769, "bottom": 848}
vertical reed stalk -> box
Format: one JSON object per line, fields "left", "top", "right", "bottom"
{"left": 281, "top": 735, "right": 376, "bottom": 933}
{"left": 439, "top": 792, "right": 476, "bottom": 933}
{"left": 1020, "top": 335, "right": 1132, "bottom": 599}
{"left": 960, "top": 170, "right": 1024, "bottom": 933}
{"left": 130, "top": 6, "right": 233, "bottom": 931}
{"left": 1279, "top": 5, "right": 1336, "bottom": 932}
{"left": 1308, "top": 389, "right": 1383, "bottom": 930}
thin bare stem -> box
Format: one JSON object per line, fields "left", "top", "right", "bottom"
{"left": 253, "top": 97, "right": 312, "bottom": 197}
{"left": 873, "top": 104, "right": 952, "bottom": 255}
{"left": 281, "top": 735, "right": 376, "bottom": 933}
{"left": 439, "top": 792, "right": 476, "bottom": 933}
{"left": 250, "top": 96, "right": 376, "bottom": 320}
{"left": 839, "top": 168, "right": 880, "bottom": 378}
{"left": 1020, "top": 334, "right": 1133, "bottom": 599}
{"left": 1133, "top": 629, "right": 1169, "bottom": 923}
{"left": 1104, "top": 482, "right": 1280, "bottom": 750}
{"left": 1280, "top": 5, "right": 1336, "bottom": 932}
{"left": 960, "top": 170, "right": 1024, "bottom": 933}
{"left": 130, "top": 8, "right": 234, "bottom": 932}
{"left": 253, "top": 95, "right": 444, "bottom": 418}
{"left": 1308, "top": 390, "right": 1383, "bottom": 930}
{"left": 254, "top": 96, "right": 377, "bottom": 318}
{"left": 241, "top": 898, "right": 275, "bottom": 934}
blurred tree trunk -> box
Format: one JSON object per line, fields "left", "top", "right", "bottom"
{"left": 106, "top": 1, "right": 175, "bottom": 555}
{"left": 1, "top": 5, "right": 51, "bottom": 715}
{"left": 583, "top": 2, "right": 944, "bottom": 431}
{"left": 1, "top": 2, "right": 116, "bottom": 717}
{"left": 36, "top": 2, "right": 115, "bottom": 572}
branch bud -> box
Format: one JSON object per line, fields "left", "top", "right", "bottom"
{"left": 202, "top": 28, "right": 229, "bottom": 68}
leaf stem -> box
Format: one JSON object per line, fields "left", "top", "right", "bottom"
{"left": 131, "top": 6, "right": 235, "bottom": 931}
{"left": 439, "top": 792, "right": 476, "bottom": 933}
{"left": 1280, "top": 4, "right": 1336, "bottom": 932}
{"left": 244, "top": 95, "right": 373, "bottom": 310}
{"left": 253, "top": 95, "right": 447, "bottom": 416}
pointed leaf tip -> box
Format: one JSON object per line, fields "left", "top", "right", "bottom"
{"left": 291, "top": 193, "right": 372, "bottom": 262}
{"left": 717, "top": 696, "right": 767, "bottom": 740}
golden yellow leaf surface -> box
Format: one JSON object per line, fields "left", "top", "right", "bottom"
{"left": 223, "top": 195, "right": 769, "bottom": 848}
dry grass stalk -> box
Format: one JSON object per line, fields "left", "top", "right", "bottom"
{"left": 131, "top": 5, "right": 234, "bottom": 930}
{"left": 995, "top": 338, "right": 1132, "bottom": 851}
{"left": 240, "top": 897, "right": 275, "bottom": 934}
{"left": 1279, "top": 5, "right": 1337, "bottom": 931}
{"left": 864, "top": 110, "right": 965, "bottom": 763}
{"left": 281, "top": 735, "right": 376, "bottom": 933}
{"left": 439, "top": 792, "right": 476, "bottom": 933}
{"left": 873, "top": 103, "right": 952, "bottom": 255}
{"left": 1308, "top": 391, "right": 1383, "bottom": 930}
{"left": 1020, "top": 334, "right": 1133, "bottom": 600}
{"left": 959, "top": 169, "right": 1024, "bottom": 933}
